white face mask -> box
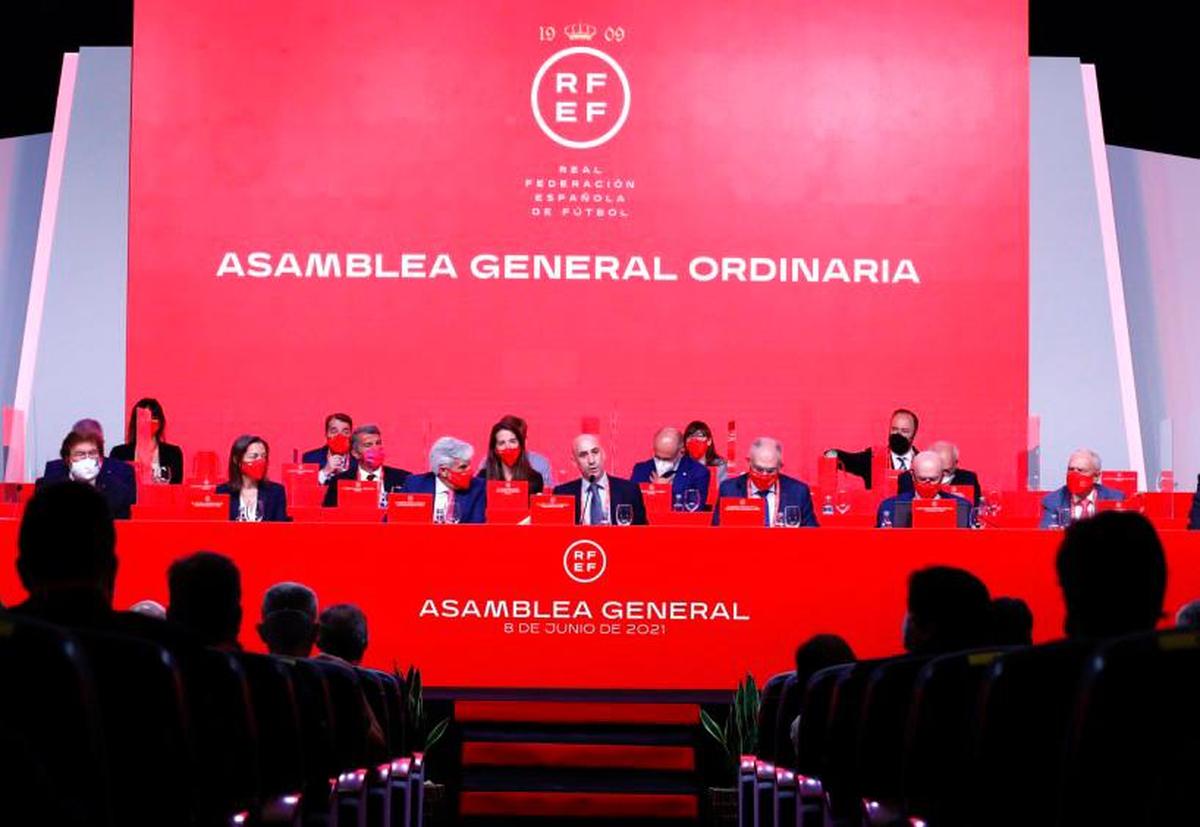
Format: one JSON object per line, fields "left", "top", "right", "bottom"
{"left": 942, "top": 471, "right": 955, "bottom": 484}
{"left": 654, "top": 457, "right": 677, "bottom": 477}
{"left": 70, "top": 457, "right": 101, "bottom": 482}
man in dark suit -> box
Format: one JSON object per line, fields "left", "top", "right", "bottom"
{"left": 629, "top": 426, "right": 711, "bottom": 508}
{"left": 877, "top": 450, "right": 972, "bottom": 527}
{"left": 40, "top": 417, "right": 105, "bottom": 479}
{"left": 897, "top": 440, "right": 982, "bottom": 504}
{"left": 37, "top": 426, "right": 136, "bottom": 519}
{"left": 400, "top": 435, "right": 487, "bottom": 523}
{"left": 553, "top": 434, "right": 647, "bottom": 525}
{"left": 302, "top": 412, "right": 358, "bottom": 484}
{"left": 825, "top": 407, "right": 920, "bottom": 489}
{"left": 715, "top": 436, "right": 818, "bottom": 526}
{"left": 1039, "top": 448, "right": 1125, "bottom": 528}
{"left": 323, "top": 424, "right": 410, "bottom": 507}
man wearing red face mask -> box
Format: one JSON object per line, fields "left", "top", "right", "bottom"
{"left": 216, "top": 434, "right": 290, "bottom": 521}
{"left": 1039, "top": 448, "right": 1124, "bottom": 528}
{"left": 714, "top": 437, "right": 818, "bottom": 526}
{"left": 876, "top": 450, "right": 971, "bottom": 527}
{"left": 401, "top": 436, "right": 488, "bottom": 523}
{"left": 302, "top": 412, "right": 358, "bottom": 484}
{"left": 323, "top": 424, "right": 411, "bottom": 507}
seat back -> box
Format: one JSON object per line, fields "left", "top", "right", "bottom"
{"left": 73, "top": 628, "right": 197, "bottom": 827}
{"left": 356, "top": 667, "right": 393, "bottom": 757}
{"left": 971, "top": 639, "right": 1093, "bottom": 827}
{"left": 771, "top": 674, "right": 799, "bottom": 768}
{"left": 236, "top": 652, "right": 305, "bottom": 797}
{"left": 0, "top": 615, "right": 111, "bottom": 827}
{"left": 755, "top": 671, "right": 792, "bottom": 763}
{"left": 820, "top": 659, "right": 887, "bottom": 818}
{"left": 793, "top": 663, "right": 851, "bottom": 778}
{"left": 902, "top": 648, "right": 1008, "bottom": 824}
{"left": 855, "top": 655, "right": 932, "bottom": 806}
{"left": 374, "top": 669, "right": 407, "bottom": 756}
{"left": 309, "top": 658, "right": 374, "bottom": 770}
{"left": 279, "top": 657, "right": 340, "bottom": 798}
{"left": 1058, "top": 630, "right": 1200, "bottom": 826}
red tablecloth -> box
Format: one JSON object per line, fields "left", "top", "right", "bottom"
{"left": 2, "top": 521, "right": 1197, "bottom": 691}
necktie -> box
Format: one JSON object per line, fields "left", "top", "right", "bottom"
{"left": 588, "top": 481, "right": 604, "bottom": 525}
{"left": 367, "top": 473, "right": 377, "bottom": 482}
{"left": 756, "top": 489, "right": 771, "bottom": 526}
{"left": 897, "top": 456, "right": 908, "bottom": 470}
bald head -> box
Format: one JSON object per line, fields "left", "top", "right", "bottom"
{"left": 911, "top": 450, "right": 944, "bottom": 483}
{"left": 571, "top": 434, "right": 605, "bottom": 480}
{"left": 653, "top": 428, "right": 683, "bottom": 461}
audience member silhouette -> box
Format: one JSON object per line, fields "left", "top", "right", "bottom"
{"left": 1175, "top": 599, "right": 1200, "bottom": 630}
{"left": 168, "top": 551, "right": 243, "bottom": 650}
{"left": 257, "top": 581, "right": 319, "bottom": 656}
{"left": 129, "top": 599, "right": 166, "bottom": 619}
{"left": 1056, "top": 511, "right": 1166, "bottom": 639}
{"left": 903, "top": 566, "right": 993, "bottom": 654}
{"left": 317, "top": 603, "right": 369, "bottom": 665}
{"left": 780, "top": 634, "right": 857, "bottom": 761}
{"left": 990, "top": 596, "right": 1034, "bottom": 645}
{"left": 10, "top": 481, "right": 117, "bottom": 627}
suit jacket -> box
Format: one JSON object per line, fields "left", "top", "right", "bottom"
{"left": 1039, "top": 484, "right": 1125, "bottom": 528}
{"left": 713, "top": 474, "right": 819, "bottom": 526}
{"left": 553, "top": 475, "right": 647, "bottom": 526}
{"left": 898, "top": 468, "right": 982, "bottom": 505}
{"left": 877, "top": 491, "right": 972, "bottom": 527}
{"left": 832, "top": 446, "right": 918, "bottom": 490}
{"left": 629, "top": 455, "right": 712, "bottom": 508}
{"left": 109, "top": 441, "right": 185, "bottom": 485}
{"left": 215, "top": 480, "right": 290, "bottom": 522}
{"left": 323, "top": 465, "right": 411, "bottom": 507}
{"left": 400, "top": 472, "right": 487, "bottom": 524}
{"left": 37, "top": 458, "right": 137, "bottom": 519}
{"left": 301, "top": 445, "right": 360, "bottom": 480}
{"left": 1190, "top": 475, "right": 1199, "bottom": 530}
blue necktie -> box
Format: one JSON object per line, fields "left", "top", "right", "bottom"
{"left": 756, "top": 489, "right": 771, "bottom": 526}
{"left": 588, "top": 481, "right": 604, "bottom": 525}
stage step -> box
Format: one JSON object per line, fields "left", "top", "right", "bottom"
{"left": 456, "top": 700, "right": 702, "bottom": 823}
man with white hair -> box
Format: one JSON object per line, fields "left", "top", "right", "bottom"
{"left": 715, "top": 437, "right": 818, "bottom": 526}
{"left": 323, "top": 424, "right": 411, "bottom": 506}
{"left": 553, "top": 434, "right": 646, "bottom": 525}
{"left": 897, "top": 439, "right": 982, "bottom": 504}
{"left": 876, "top": 449, "right": 972, "bottom": 527}
{"left": 1039, "top": 448, "right": 1124, "bottom": 528}
{"left": 400, "top": 435, "right": 487, "bottom": 523}
{"left": 629, "top": 426, "right": 712, "bottom": 508}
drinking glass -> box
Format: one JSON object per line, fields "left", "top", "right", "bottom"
{"left": 879, "top": 510, "right": 893, "bottom": 528}
{"left": 784, "top": 505, "right": 801, "bottom": 527}
{"left": 684, "top": 488, "right": 701, "bottom": 512}
{"left": 615, "top": 504, "right": 633, "bottom": 526}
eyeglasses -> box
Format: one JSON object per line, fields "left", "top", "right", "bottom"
{"left": 69, "top": 450, "right": 101, "bottom": 461}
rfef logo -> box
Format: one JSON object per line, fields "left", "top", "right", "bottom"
{"left": 563, "top": 539, "right": 607, "bottom": 583}
{"left": 531, "top": 47, "right": 630, "bottom": 150}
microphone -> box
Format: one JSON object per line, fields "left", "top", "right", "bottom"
{"left": 587, "top": 473, "right": 598, "bottom": 484}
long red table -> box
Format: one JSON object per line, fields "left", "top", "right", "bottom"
{"left": 2, "top": 522, "right": 1197, "bottom": 692}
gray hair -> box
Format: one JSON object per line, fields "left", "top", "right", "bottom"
{"left": 429, "top": 436, "right": 474, "bottom": 471}
{"left": 749, "top": 436, "right": 783, "bottom": 461}
{"left": 929, "top": 440, "right": 959, "bottom": 462}
{"left": 1069, "top": 448, "right": 1103, "bottom": 473}
{"left": 262, "top": 581, "right": 317, "bottom": 620}
{"left": 351, "top": 424, "right": 382, "bottom": 453}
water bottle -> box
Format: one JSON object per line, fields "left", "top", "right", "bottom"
{"left": 880, "top": 509, "right": 893, "bottom": 528}
{"left": 673, "top": 493, "right": 684, "bottom": 512}
{"left": 822, "top": 494, "right": 834, "bottom": 516}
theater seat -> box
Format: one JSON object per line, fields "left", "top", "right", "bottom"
{"left": 793, "top": 663, "right": 852, "bottom": 779}
{"left": 855, "top": 655, "right": 933, "bottom": 814}
{"left": 818, "top": 659, "right": 890, "bottom": 820}
{"left": 756, "top": 670, "right": 792, "bottom": 763}
{"left": 0, "top": 615, "right": 111, "bottom": 827}
{"left": 771, "top": 674, "right": 800, "bottom": 768}
{"left": 901, "top": 648, "right": 1009, "bottom": 825}
{"left": 1058, "top": 630, "right": 1200, "bottom": 826}
{"left": 235, "top": 652, "right": 305, "bottom": 825}
{"left": 970, "top": 640, "right": 1093, "bottom": 827}
{"left": 72, "top": 628, "right": 197, "bottom": 827}
{"left": 277, "top": 657, "right": 340, "bottom": 825}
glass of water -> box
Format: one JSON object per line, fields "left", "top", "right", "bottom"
{"left": 615, "top": 504, "right": 633, "bottom": 526}
{"left": 784, "top": 505, "right": 801, "bottom": 527}
{"left": 684, "top": 488, "right": 701, "bottom": 512}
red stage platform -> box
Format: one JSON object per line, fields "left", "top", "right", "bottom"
{"left": 2, "top": 522, "right": 1197, "bottom": 691}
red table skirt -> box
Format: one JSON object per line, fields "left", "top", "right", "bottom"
{"left": 2, "top": 521, "right": 1197, "bottom": 691}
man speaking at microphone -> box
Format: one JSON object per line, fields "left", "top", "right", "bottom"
{"left": 554, "top": 434, "right": 646, "bottom": 525}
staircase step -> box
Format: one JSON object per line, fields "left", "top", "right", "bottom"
{"left": 460, "top": 790, "right": 699, "bottom": 819}
{"left": 463, "top": 741, "right": 695, "bottom": 771}
{"left": 456, "top": 700, "right": 699, "bottom": 725}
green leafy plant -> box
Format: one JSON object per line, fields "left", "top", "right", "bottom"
{"left": 394, "top": 664, "right": 450, "bottom": 755}
{"left": 700, "top": 673, "right": 760, "bottom": 782}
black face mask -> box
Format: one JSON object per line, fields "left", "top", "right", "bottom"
{"left": 888, "top": 432, "right": 912, "bottom": 455}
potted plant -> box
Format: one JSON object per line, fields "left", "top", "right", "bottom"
{"left": 394, "top": 665, "right": 451, "bottom": 824}
{"left": 699, "top": 673, "right": 760, "bottom": 826}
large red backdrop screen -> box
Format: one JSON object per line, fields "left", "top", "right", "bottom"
{"left": 129, "top": 0, "right": 1028, "bottom": 486}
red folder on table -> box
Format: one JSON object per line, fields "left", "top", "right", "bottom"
{"left": 911, "top": 499, "right": 958, "bottom": 529}
{"left": 1097, "top": 496, "right": 1144, "bottom": 514}
{"left": 639, "top": 482, "right": 672, "bottom": 515}
{"left": 337, "top": 479, "right": 382, "bottom": 511}
{"left": 135, "top": 481, "right": 179, "bottom": 509}
{"left": 135, "top": 490, "right": 228, "bottom": 521}
{"left": 487, "top": 480, "right": 529, "bottom": 524}
{"left": 719, "top": 497, "right": 765, "bottom": 527}
{"left": 530, "top": 494, "right": 576, "bottom": 525}
{"left": 282, "top": 462, "right": 324, "bottom": 508}
{"left": 1100, "top": 471, "right": 1139, "bottom": 497}
{"left": 387, "top": 492, "right": 434, "bottom": 524}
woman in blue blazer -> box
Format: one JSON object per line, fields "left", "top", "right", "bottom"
{"left": 215, "top": 434, "right": 290, "bottom": 522}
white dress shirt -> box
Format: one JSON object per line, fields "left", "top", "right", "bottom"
{"left": 580, "top": 474, "right": 611, "bottom": 525}
{"left": 1071, "top": 488, "right": 1098, "bottom": 521}
{"left": 434, "top": 475, "right": 455, "bottom": 521}
{"left": 891, "top": 449, "right": 916, "bottom": 470}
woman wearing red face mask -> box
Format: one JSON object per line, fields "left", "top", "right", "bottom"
{"left": 683, "top": 420, "right": 729, "bottom": 484}
{"left": 479, "top": 416, "right": 544, "bottom": 495}
{"left": 109, "top": 397, "right": 184, "bottom": 484}
{"left": 216, "top": 435, "right": 290, "bottom": 522}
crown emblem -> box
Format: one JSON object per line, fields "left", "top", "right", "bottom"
{"left": 564, "top": 22, "right": 597, "bottom": 42}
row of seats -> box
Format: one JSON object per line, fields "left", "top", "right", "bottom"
{"left": 0, "top": 612, "right": 426, "bottom": 827}
{"left": 742, "top": 628, "right": 1200, "bottom": 827}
